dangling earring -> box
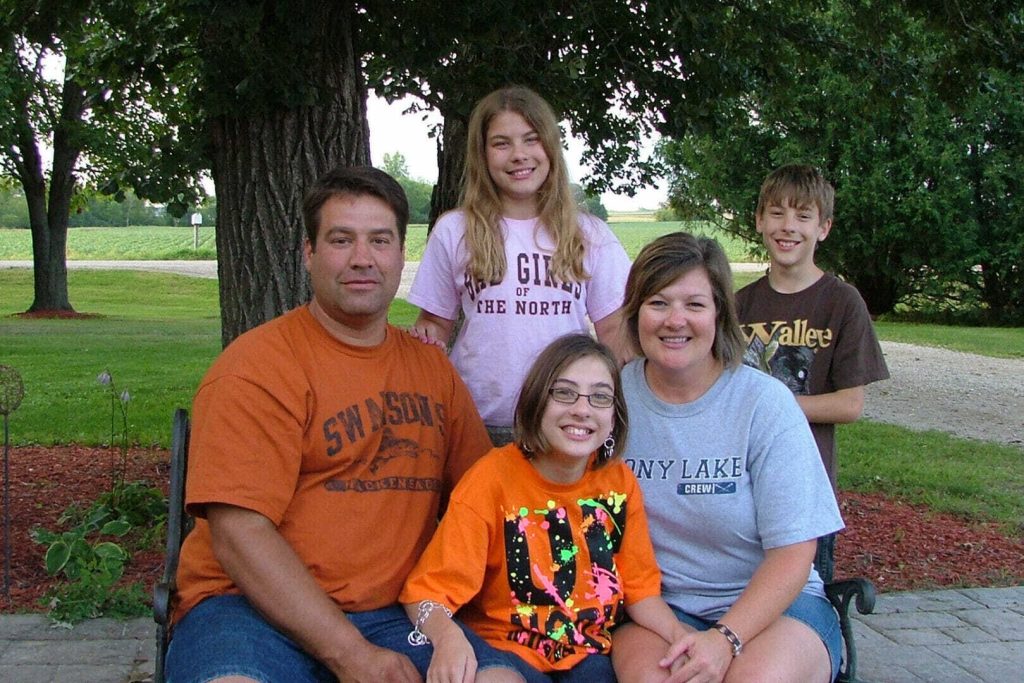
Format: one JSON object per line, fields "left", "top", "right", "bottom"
{"left": 602, "top": 434, "right": 616, "bottom": 461}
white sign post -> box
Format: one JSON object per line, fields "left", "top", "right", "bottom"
{"left": 190, "top": 211, "right": 203, "bottom": 250}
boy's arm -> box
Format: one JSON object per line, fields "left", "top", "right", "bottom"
{"left": 795, "top": 385, "right": 865, "bottom": 424}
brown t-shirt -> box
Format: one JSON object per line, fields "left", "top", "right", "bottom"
{"left": 172, "top": 306, "right": 491, "bottom": 623}
{"left": 735, "top": 274, "right": 889, "bottom": 488}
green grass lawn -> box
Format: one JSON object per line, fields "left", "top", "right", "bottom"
{"left": 3, "top": 268, "right": 1021, "bottom": 535}
{"left": 0, "top": 269, "right": 415, "bottom": 447}
{"left": 838, "top": 421, "right": 1024, "bottom": 533}
{"left": 875, "top": 321, "right": 1024, "bottom": 359}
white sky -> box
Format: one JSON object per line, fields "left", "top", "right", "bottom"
{"left": 366, "top": 94, "right": 668, "bottom": 212}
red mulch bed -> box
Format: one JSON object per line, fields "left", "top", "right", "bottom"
{"left": 1, "top": 446, "right": 168, "bottom": 612}
{"left": 13, "top": 310, "right": 102, "bottom": 319}
{"left": 1, "top": 446, "right": 1022, "bottom": 613}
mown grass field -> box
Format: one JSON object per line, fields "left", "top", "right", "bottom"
{"left": 874, "top": 321, "right": 1024, "bottom": 359}
{"left": 0, "top": 269, "right": 423, "bottom": 446}
{"left": 0, "top": 226, "right": 218, "bottom": 261}
{"left": 0, "top": 215, "right": 756, "bottom": 263}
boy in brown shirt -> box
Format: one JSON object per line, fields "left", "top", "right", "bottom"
{"left": 736, "top": 164, "right": 889, "bottom": 581}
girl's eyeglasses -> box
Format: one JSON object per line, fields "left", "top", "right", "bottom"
{"left": 548, "top": 387, "right": 614, "bottom": 409}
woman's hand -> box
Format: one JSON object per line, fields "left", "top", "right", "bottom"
{"left": 426, "top": 627, "right": 478, "bottom": 683}
{"left": 660, "top": 628, "right": 733, "bottom": 683}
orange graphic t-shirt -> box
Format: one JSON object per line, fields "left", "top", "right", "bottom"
{"left": 173, "top": 306, "right": 491, "bottom": 623}
{"left": 402, "top": 444, "right": 662, "bottom": 672}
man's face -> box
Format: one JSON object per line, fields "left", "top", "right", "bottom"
{"left": 303, "top": 193, "right": 404, "bottom": 342}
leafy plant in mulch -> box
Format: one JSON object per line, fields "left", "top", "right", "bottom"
{"left": 29, "top": 372, "right": 166, "bottom": 625}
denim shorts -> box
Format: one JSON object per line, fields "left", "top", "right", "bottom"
{"left": 455, "top": 622, "right": 615, "bottom": 683}
{"left": 166, "top": 594, "right": 536, "bottom": 683}
{"left": 671, "top": 591, "right": 841, "bottom": 682}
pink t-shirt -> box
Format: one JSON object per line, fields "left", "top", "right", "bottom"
{"left": 408, "top": 211, "right": 630, "bottom": 426}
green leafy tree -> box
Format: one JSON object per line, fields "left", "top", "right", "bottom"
{"left": 0, "top": 186, "right": 29, "bottom": 227}
{"left": 400, "top": 177, "right": 433, "bottom": 225}
{"left": 953, "top": 68, "right": 1024, "bottom": 320}
{"left": 572, "top": 183, "right": 608, "bottom": 221}
{"left": 5, "top": 2, "right": 828, "bottom": 339}
{"left": 380, "top": 151, "right": 432, "bottom": 223}
{"left": 68, "top": 189, "right": 160, "bottom": 227}
{"left": 162, "top": 0, "right": 370, "bottom": 345}
{"left": 659, "top": 1, "right": 1023, "bottom": 319}
{"left": 0, "top": 1, "right": 204, "bottom": 313}
{"left": 364, "top": 2, "right": 800, "bottom": 226}
{"left": 382, "top": 151, "right": 411, "bottom": 180}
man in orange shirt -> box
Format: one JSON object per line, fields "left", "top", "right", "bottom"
{"left": 166, "top": 166, "right": 492, "bottom": 683}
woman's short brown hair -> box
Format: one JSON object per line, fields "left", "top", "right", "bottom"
{"left": 513, "top": 334, "right": 628, "bottom": 467}
{"left": 621, "top": 232, "right": 744, "bottom": 368}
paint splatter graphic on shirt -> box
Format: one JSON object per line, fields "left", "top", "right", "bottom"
{"left": 501, "top": 490, "right": 630, "bottom": 664}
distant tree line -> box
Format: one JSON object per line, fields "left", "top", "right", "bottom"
{"left": 0, "top": 188, "right": 215, "bottom": 229}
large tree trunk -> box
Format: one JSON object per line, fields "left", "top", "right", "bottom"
{"left": 428, "top": 114, "right": 466, "bottom": 229}
{"left": 20, "top": 60, "right": 86, "bottom": 313}
{"left": 206, "top": 6, "right": 370, "bottom": 346}
{"left": 14, "top": 114, "right": 64, "bottom": 313}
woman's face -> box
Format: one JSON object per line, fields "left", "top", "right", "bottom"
{"left": 539, "top": 355, "right": 616, "bottom": 462}
{"left": 637, "top": 268, "right": 718, "bottom": 379}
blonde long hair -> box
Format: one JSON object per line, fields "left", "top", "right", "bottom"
{"left": 461, "top": 86, "right": 587, "bottom": 285}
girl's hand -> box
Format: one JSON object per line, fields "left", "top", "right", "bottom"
{"left": 408, "top": 311, "right": 454, "bottom": 348}
{"left": 408, "top": 323, "right": 447, "bottom": 348}
{"left": 659, "top": 629, "right": 733, "bottom": 683}
{"left": 427, "top": 628, "right": 478, "bottom": 683}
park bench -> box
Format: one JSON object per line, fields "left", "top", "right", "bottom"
{"left": 152, "top": 408, "right": 876, "bottom": 683}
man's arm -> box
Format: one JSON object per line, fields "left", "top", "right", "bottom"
{"left": 795, "top": 385, "right": 865, "bottom": 424}
{"left": 207, "top": 504, "right": 421, "bottom": 683}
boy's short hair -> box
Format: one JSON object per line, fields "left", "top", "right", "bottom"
{"left": 756, "top": 164, "right": 834, "bottom": 222}
{"left": 303, "top": 166, "right": 409, "bottom": 247}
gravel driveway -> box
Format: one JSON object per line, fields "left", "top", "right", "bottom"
{"left": 864, "top": 341, "right": 1024, "bottom": 449}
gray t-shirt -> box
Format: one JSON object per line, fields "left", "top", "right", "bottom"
{"left": 621, "top": 360, "right": 844, "bottom": 619}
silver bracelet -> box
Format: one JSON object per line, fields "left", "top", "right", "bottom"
{"left": 407, "top": 600, "right": 453, "bottom": 646}
{"left": 712, "top": 622, "right": 743, "bottom": 657}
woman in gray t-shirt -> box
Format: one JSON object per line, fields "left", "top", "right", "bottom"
{"left": 611, "top": 233, "right": 843, "bottom": 683}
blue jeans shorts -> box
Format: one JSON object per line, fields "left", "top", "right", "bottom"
{"left": 671, "top": 591, "right": 841, "bottom": 682}
{"left": 455, "top": 621, "right": 614, "bottom": 683}
{"left": 166, "top": 594, "right": 533, "bottom": 682}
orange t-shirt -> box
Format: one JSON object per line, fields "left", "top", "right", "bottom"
{"left": 401, "top": 444, "right": 662, "bottom": 672}
{"left": 173, "top": 306, "right": 491, "bottom": 623}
